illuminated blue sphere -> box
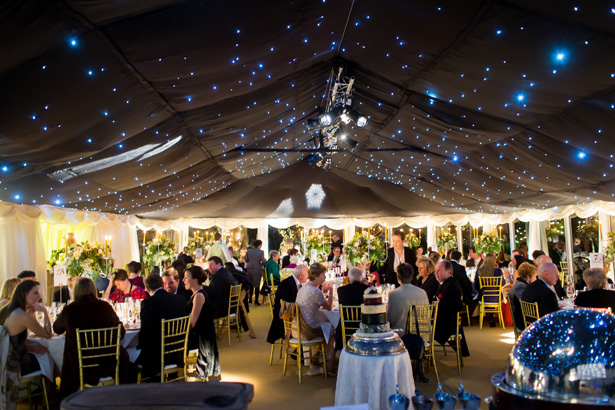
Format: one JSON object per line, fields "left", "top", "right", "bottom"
{"left": 507, "top": 310, "right": 615, "bottom": 404}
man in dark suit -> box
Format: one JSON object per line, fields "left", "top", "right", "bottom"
{"left": 434, "top": 260, "right": 469, "bottom": 357}
{"left": 161, "top": 268, "right": 192, "bottom": 301}
{"left": 450, "top": 250, "right": 475, "bottom": 307}
{"left": 521, "top": 262, "right": 560, "bottom": 317}
{"left": 335, "top": 268, "right": 369, "bottom": 350}
{"left": 206, "top": 256, "right": 238, "bottom": 318}
{"left": 327, "top": 246, "right": 342, "bottom": 265}
{"left": 379, "top": 230, "right": 417, "bottom": 287}
{"left": 137, "top": 274, "right": 188, "bottom": 378}
{"left": 266, "top": 265, "right": 308, "bottom": 344}
{"left": 575, "top": 268, "right": 615, "bottom": 311}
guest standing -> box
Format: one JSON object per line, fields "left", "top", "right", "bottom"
{"left": 184, "top": 266, "right": 221, "bottom": 379}
{"left": 137, "top": 274, "right": 187, "bottom": 378}
{"left": 0, "top": 280, "right": 51, "bottom": 375}
{"left": 379, "top": 231, "right": 417, "bottom": 287}
{"left": 53, "top": 278, "right": 128, "bottom": 397}
{"left": 205, "top": 257, "right": 237, "bottom": 318}
{"left": 244, "top": 240, "right": 266, "bottom": 305}
{"left": 206, "top": 232, "right": 232, "bottom": 264}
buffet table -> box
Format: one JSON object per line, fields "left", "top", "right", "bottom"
{"left": 334, "top": 349, "right": 415, "bottom": 410}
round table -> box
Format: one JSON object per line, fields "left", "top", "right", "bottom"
{"left": 335, "top": 349, "right": 415, "bottom": 410}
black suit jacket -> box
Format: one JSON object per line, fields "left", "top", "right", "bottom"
{"left": 521, "top": 279, "right": 559, "bottom": 318}
{"left": 451, "top": 261, "right": 473, "bottom": 305}
{"left": 379, "top": 247, "right": 417, "bottom": 286}
{"left": 206, "top": 267, "right": 237, "bottom": 319}
{"left": 418, "top": 274, "right": 440, "bottom": 302}
{"left": 575, "top": 289, "right": 615, "bottom": 312}
{"left": 434, "top": 276, "right": 464, "bottom": 346}
{"left": 137, "top": 289, "right": 188, "bottom": 376}
{"left": 53, "top": 286, "right": 70, "bottom": 303}
{"left": 335, "top": 282, "right": 368, "bottom": 350}
{"left": 281, "top": 255, "right": 291, "bottom": 269}
{"left": 266, "top": 275, "right": 299, "bottom": 343}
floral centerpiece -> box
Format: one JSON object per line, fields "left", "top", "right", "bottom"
{"left": 143, "top": 234, "right": 176, "bottom": 271}
{"left": 345, "top": 231, "right": 386, "bottom": 265}
{"left": 49, "top": 241, "right": 113, "bottom": 279}
{"left": 186, "top": 234, "right": 212, "bottom": 256}
{"left": 473, "top": 232, "right": 503, "bottom": 255}
{"left": 405, "top": 232, "right": 421, "bottom": 249}
{"left": 305, "top": 231, "right": 326, "bottom": 254}
{"left": 437, "top": 231, "right": 457, "bottom": 252}
{"left": 603, "top": 231, "right": 615, "bottom": 264}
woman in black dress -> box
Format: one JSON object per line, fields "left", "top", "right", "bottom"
{"left": 183, "top": 266, "right": 220, "bottom": 379}
{"left": 416, "top": 256, "right": 439, "bottom": 302}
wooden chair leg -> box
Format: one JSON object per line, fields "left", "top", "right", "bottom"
{"left": 322, "top": 344, "right": 327, "bottom": 379}
{"left": 479, "top": 305, "right": 484, "bottom": 329}
{"left": 297, "top": 345, "right": 302, "bottom": 384}
{"left": 269, "top": 344, "right": 275, "bottom": 366}
{"left": 499, "top": 308, "right": 505, "bottom": 329}
{"left": 41, "top": 377, "right": 50, "bottom": 410}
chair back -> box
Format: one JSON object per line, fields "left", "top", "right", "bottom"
{"left": 160, "top": 315, "right": 191, "bottom": 381}
{"left": 339, "top": 305, "right": 361, "bottom": 344}
{"left": 519, "top": 300, "right": 540, "bottom": 329}
{"left": 268, "top": 293, "right": 276, "bottom": 319}
{"left": 269, "top": 273, "right": 278, "bottom": 294}
{"left": 479, "top": 276, "right": 503, "bottom": 304}
{"left": 227, "top": 284, "right": 242, "bottom": 317}
{"left": 408, "top": 304, "right": 438, "bottom": 345}
{"left": 506, "top": 294, "right": 520, "bottom": 340}
{"left": 559, "top": 261, "right": 569, "bottom": 274}
{"left": 281, "top": 302, "right": 299, "bottom": 342}
{"left": 76, "top": 324, "right": 122, "bottom": 390}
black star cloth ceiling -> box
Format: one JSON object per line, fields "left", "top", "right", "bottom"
{"left": 1, "top": 0, "right": 615, "bottom": 219}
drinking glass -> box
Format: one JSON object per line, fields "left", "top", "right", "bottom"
{"left": 35, "top": 311, "right": 45, "bottom": 326}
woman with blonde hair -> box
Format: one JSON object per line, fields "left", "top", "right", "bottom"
{"left": 429, "top": 251, "right": 441, "bottom": 266}
{"left": 0, "top": 278, "right": 21, "bottom": 308}
{"left": 416, "top": 256, "right": 439, "bottom": 302}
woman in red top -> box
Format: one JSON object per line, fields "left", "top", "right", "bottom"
{"left": 127, "top": 261, "right": 145, "bottom": 289}
{"left": 104, "top": 269, "right": 147, "bottom": 302}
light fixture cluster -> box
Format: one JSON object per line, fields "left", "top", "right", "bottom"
{"left": 305, "top": 66, "right": 367, "bottom": 168}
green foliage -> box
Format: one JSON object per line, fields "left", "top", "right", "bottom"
{"left": 345, "top": 232, "right": 386, "bottom": 265}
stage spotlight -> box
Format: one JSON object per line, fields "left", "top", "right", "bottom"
{"left": 340, "top": 112, "right": 352, "bottom": 124}
{"left": 356, "top": 115, "right": 367, "bottom": 127}
{"left": 320, "top": 113, "right": 333, "bottom": 126}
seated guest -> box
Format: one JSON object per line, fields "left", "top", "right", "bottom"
{"left": 466, "top": 246, "right": 482, "bottom": 269}
{"left": 127, "top": 261, "right": 145, "bottom": 289}
{"left": 416, "top": 256, "right": 439, "bottom": 302}
{"left": 327, "top": 246, "right": 342, "bottom": 266}
{"left": 283, "top": 255, "right": 299, "bottom": 269}
{"left": 137, "top": 274, "right": 187, "bottom": 378}
{"left": 330, "top": 233, "right": 343, "bottom": 254}
{"left": 429, "top": 251, "right": 441, "bottom": 267}
{"left": 105, "top": 269, "right": 147, "bottom": 302}
{"left": 450, "top": 250, "right": 474, "bottom": 307}
{"left": 535, "top": 255, "right": 566, "bottom": 299}
{"left": 228, "top": 247, "right": 242, "bottom": 271}
{"left": 296, "top": 263, "right": 336, "bottom": 375}
{"left": 282, "top": 248, "right": 299, "bottom": 269}
{"left": 416, "top": 246, "right": 424, "bottom": 258}
{"left": 171, "top": 261, "right": 187, "bottom": 281}
{"left": 0, "top": 278, "right": 21, "bottom": 308}
{"left": 509, "top": 262, "right": 537, "bottom": 331}
{"left": 205, "top": 256, "right": 237, "bottom": 319}
{"left": 53, "top": 278, "right": 129, "bottom": 397}
{"left": 508, "top": 255, "right": 525, "bottom": 278}
{"left": 266, "top": 250, "right": 281, "bottom": 285}
{"left": 162, "top": 268, "right": 192, "bottom": 301}
{"left": 575, "top": 268, "right": 615, "bottom": 312}
{"left": 434, "top": 261, "right": 469, "bottom": 357}
{"left": 532, "top": 250, "right": 545, "bottom": 266}
{"left": 266, "top": 265, "right": 308, "bottom": 344}
{"left": 0, "top": 280, "right": 51, "bottom": 375}
{"left": 17, "top": 270, "right": 36, "bottom": 281}
{"left": 335, "top": 268, "right": 369, "bottom": 350}
{"left": 379, "top": 231, "right": 417, "bottom": 287}
{"left": 53, "top": 276, "right": 76, "bottom": 304}
{"left": 176, "top": 247, "right": 194, "bottom": 266}
{"left": 184, "top": 266, "right": 221, "bottom": 379}
{"left": 387, "top": 263, "right": 429, "bottom": 334}
{"left": 521, "top": 262, "right": 560, "bottom": 317}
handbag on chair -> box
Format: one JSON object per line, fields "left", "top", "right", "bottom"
{"left": 401, "top": 307, "right": 429, "bottom": 383}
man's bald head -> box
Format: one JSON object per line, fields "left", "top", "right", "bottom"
{"left": 537, "top": 262, "right": 559, "bottom": 286}
{"left": 293, "top": 265, "right": 308, "bottom": 283}
{"left": 535, "top": 255, "right": 552, "bottom": 268}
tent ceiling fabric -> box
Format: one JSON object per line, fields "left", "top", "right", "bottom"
{"left": 1, "top": 1, "right": 615, "bottom": 219}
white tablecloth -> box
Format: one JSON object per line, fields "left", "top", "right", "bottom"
{"left": 31, "top": 329, "right": 140, "bottom": 370}
{"left": 317, "top": 309, "right": 340, "bottom": 342}
{"left": 335, "top": 349, "right": 415, "bottom": 410}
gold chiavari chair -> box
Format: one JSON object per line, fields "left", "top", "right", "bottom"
{"left": 519, "top": 300, "right": 540, "bottom": 329}
{"left": 437, "top": 311, "right": 464, "bottom": 375}
{"left": 217, "top": 284, "right": 243, "bottom": 346}
{"left": 282, "top": 304, "right": 327, "bottom": 383}
{"left": 137, "top": 315, "right": 191, "bottom": 383}
{"left": 268, "top": 294, "right": 284, "bottom": 365}
{"left": 269, "top": 273, "right": 278, "bottom": 296}
{"left": 479, "top": 276, "right": 504, "bottom": 329}
{"left": 408, "top": 304, "right": 439, "bottom": 383}
{"left": 76, "top": 324, "right": 122, "bottom": 390}
{"left": 339, "top": 305, "right": 361, "bottom": 345}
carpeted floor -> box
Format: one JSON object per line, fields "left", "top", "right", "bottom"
{"left": 215, "top": 303, "right": 515, "bottom": 410}
{"left": 18, "top": 303, "right": 515, "bottom": 409}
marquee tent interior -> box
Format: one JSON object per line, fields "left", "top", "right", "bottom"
{"left": 2, "top": 1, "right": 615, "bottom": 288}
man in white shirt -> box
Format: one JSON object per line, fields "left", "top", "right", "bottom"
{"left": 206, "top": 232, "right": 232, "bottom": 264}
